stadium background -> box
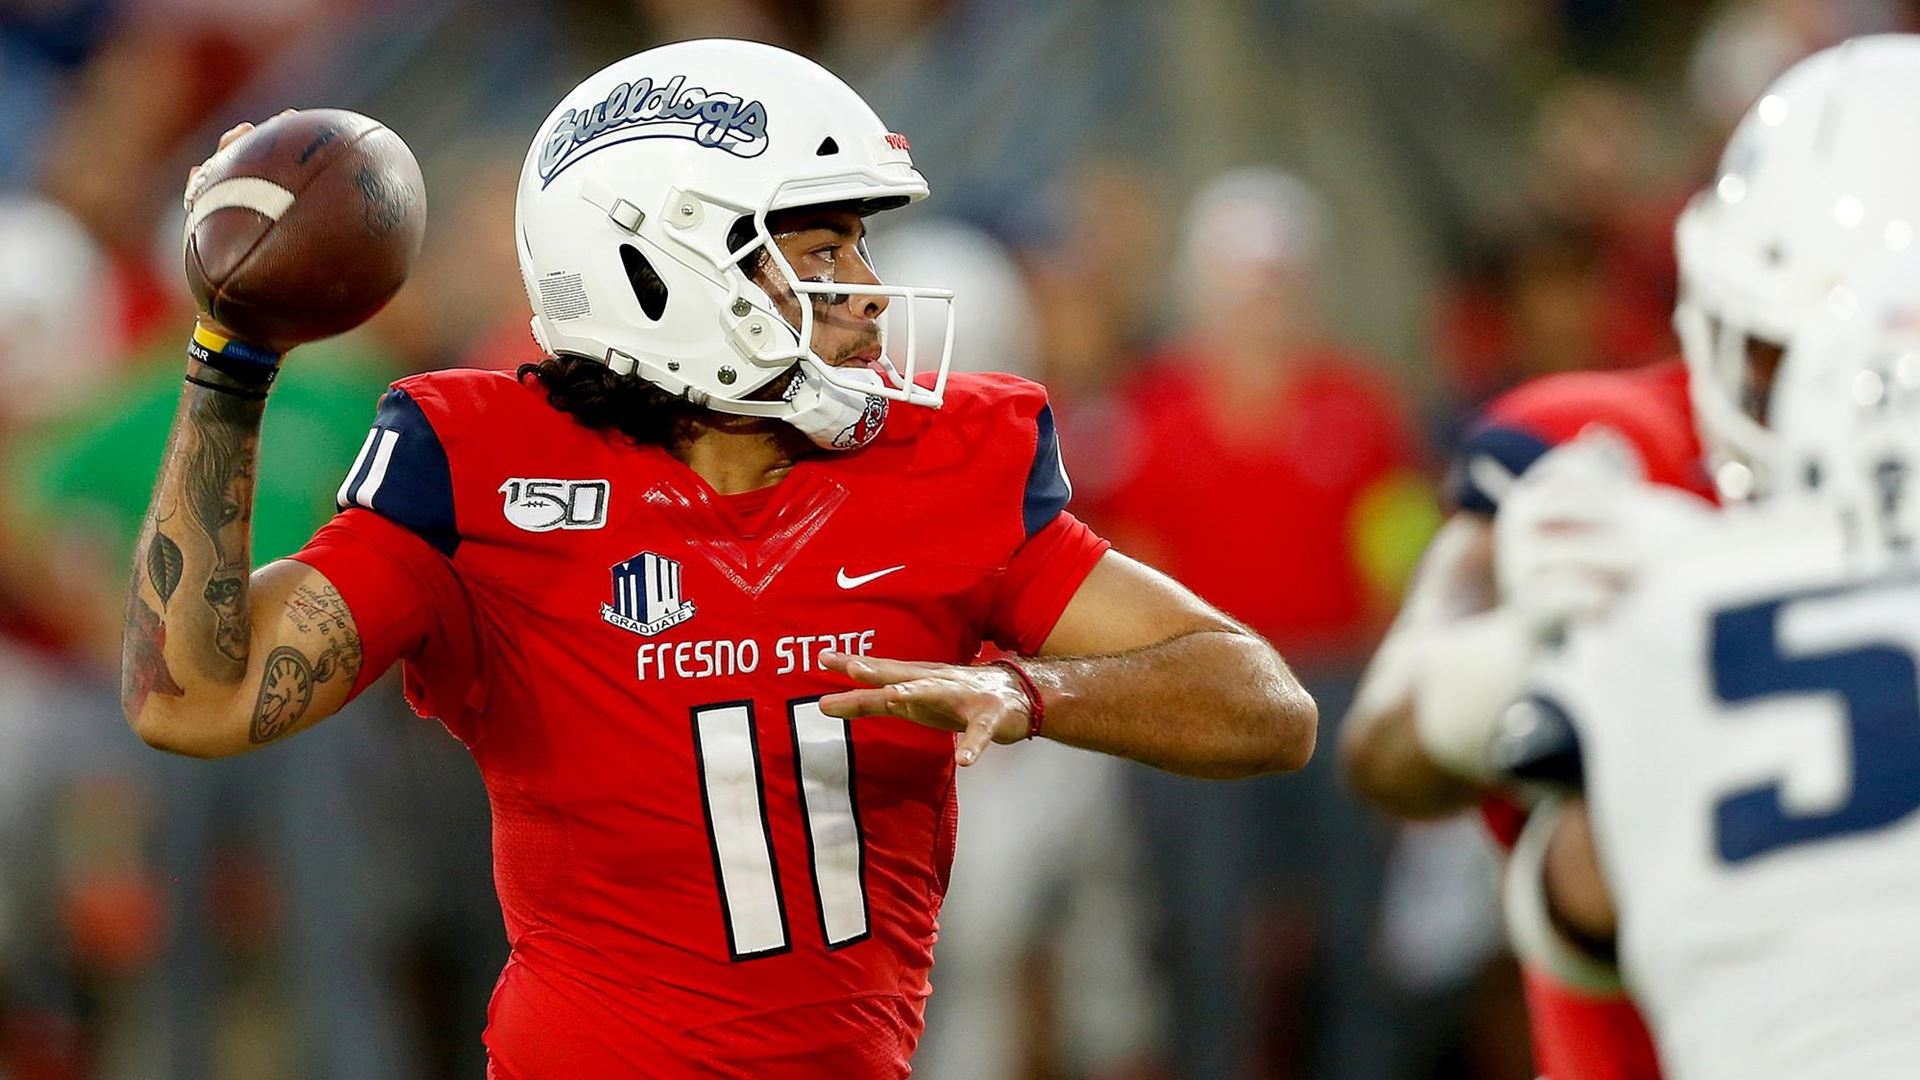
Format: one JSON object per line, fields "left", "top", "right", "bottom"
{"left": 0, "top": 0, "right": 1904, "bottom": 1077}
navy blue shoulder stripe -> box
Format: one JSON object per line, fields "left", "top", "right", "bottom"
{"left": 1021, "top": 404, "right": 1073, "bottom": 539}
{"left": 336, "top": 388, "right": 459, "bottom": 556}
{"left": 1446, "top": 424, "right": 1552, "bottom": 516}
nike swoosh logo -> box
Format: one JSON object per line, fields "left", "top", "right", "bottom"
{"left": 837, "top": 565, "right": 905, "bottom": 589}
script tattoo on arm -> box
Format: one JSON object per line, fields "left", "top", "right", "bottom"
{"left": 249, "top": 583, "right": 364, "bottom": 744}
{"left": 286, "top": 582, "right": 364, "bottom": 683}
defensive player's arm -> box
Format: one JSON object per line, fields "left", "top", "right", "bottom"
{"left": 120, "top": 365, "right": 368, "bottom": 758}
{"left": 1338, "top": 512, "right": 1503, "bottom": 818}
{"left": 1506, "top": 796, "right": 1624, "bottom": 989}
{"left": 1540, "top": 798, "right": 1618, "bottom": 949}
{"left": 822, "top": 549, "right": 1317, "bottom": 778}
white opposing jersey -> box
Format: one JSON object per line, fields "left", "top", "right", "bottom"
{"left": 1530, "top": 503, "right": 1920, "bottom": 1080}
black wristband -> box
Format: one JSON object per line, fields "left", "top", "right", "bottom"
{"left": 187, "top": 324, "right": 281, "bottom": 388}
{"left": 185, "top": 373, "right": 270, "bottom": 401}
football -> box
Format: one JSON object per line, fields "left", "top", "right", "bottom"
{"left": 183, "top": 108, "right": 426, "bottom": 351}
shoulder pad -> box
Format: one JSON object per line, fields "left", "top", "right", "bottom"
{"left": 337, "top": 387, "right": 458, "bottom": 556}
{"left": 935, "top": 373, "right": 1071, "bottom": 540}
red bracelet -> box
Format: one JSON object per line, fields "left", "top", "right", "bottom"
{"left": 991, "top": 658, "right": 1045, "bottom": 740}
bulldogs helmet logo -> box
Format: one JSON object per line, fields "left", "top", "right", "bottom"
{"left": 537, "top": 74, "right": 771, "bottom": 188}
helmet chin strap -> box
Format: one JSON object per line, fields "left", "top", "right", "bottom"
{"left": 779, "top": 362, "right": 891, "bottom": 450}
{"left": 632, "top": 352, "right": 889, "bottom": 451}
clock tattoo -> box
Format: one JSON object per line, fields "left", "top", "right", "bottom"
{"left": 251, "top": 647, "right": 315, "bottom": 743}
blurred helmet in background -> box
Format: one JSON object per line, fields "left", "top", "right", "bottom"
{"left": 1770, "top": 250, "right": 1920, "bottom": 570}
{"left": 514, "top": 38, "right": 956, "bottom": 450}
{"left": 1176, "top": 167, "right": 1329, "bottom": 347}
{"left": 871, "top": 217, "right": 1037, "bottom": 379}
{"left": 1179, "top": 167, "right": 1328, "bottom": 279}
{"left": 0, "top": 197, "right": 115, "bottom": 427}
{"left": 1675, "top": 33, "right": 1920, "bottom": 500}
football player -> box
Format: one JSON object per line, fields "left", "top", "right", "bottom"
{"left": 118, "top": 40, "right": 1317, "bottom": 1079}
{"left": 1340, "top": 34, "right": 1920, "bottom": 1079}
{"left": 1507, "top": 248, "right": 1920, "bottom": 1080}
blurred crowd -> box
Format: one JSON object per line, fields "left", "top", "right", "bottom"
{"left": 0, "top": 1, "right": 1909, "bottom": 1078}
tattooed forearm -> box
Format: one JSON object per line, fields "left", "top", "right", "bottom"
{"left": 178, "top": 390, "right": 263, "bottom": 675}
{"left": 124, "top": 355, "right": 367, "bottom": 753}
{"left": 146, "top": 532, "right": 184, "bottom": 607}
{"left": 122, "top": 595, "right": 186, "bottom": 716}
{"left": 203, "top": 566, "right": 249, "bottom": 662}
{"left": 182, "top": 391, "right": 259, "bottom": 547}
{"left": 123, "top": 372, "right": 269, "bottom": 736}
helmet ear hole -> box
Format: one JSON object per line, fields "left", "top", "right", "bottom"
{"left": 726, "top": 217, "right": 762, "bottom": 276}
{"left": 620, "top": 243, "right": 669, "bottom": 321}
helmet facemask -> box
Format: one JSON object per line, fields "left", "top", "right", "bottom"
{"left": 1772, "top": 269, "right": 1920, "bottom": 573}
{"left": 1673, "top": 288, "right": 1786, "bottom": 502}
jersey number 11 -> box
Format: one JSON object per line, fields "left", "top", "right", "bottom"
{"left": 692, "top": 698, "right": 870, "bottom": 960}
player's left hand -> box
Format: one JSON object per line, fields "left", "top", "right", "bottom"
{"left": 817, "top": 652, "right": 1031, "bottom": 767}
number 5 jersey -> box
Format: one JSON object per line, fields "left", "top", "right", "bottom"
{"left": 288, "top": 368, "right": 1110, "bottom": 1078}
{"left": 1526, "top": 500, "right": 1920, "bottom": 1080}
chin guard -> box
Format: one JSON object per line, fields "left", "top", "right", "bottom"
{"left": 780, "top": 365, "right": 890, "bottom": 450}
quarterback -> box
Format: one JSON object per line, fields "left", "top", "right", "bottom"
{"left": 117, "top": 40, "right": 1316, "bottom": 1078}
{"left": 1339, "top": 34, "right": 1920, "bottom": 1080}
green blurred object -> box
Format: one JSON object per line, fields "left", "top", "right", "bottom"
{"left": 1351, "top": 467, "right": 1443, "bottom": 605}
{"left": 15, "top": 337, "right": 402, "bottom": 565}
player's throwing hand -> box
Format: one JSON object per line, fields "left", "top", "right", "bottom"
{"left": 818, "top": 652, "right": 1033, "bottom": 767}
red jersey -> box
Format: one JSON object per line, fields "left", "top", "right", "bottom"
{"left": 1444, "top": 360, "right": 1708, "bottom": 1080}
{"left": 289, "top": 370, "right": 1109, "bottom": 1078}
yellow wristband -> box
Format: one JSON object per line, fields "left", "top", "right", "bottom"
{"left": 188, "top": 324, "right": 281, "bottom": 385}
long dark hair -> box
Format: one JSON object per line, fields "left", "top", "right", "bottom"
{"left": 517, "top": 354, "right": 709, "bottom": 448}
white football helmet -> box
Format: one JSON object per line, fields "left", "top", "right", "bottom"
{"left": 1771, "top": 251, "right": 1920, "bottom": 569}
{"left": 1675, "top": 34, "right": 1920, "bottom": 499}
{"left": 514, "top": 39, "right": 955, "bottom": 449}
